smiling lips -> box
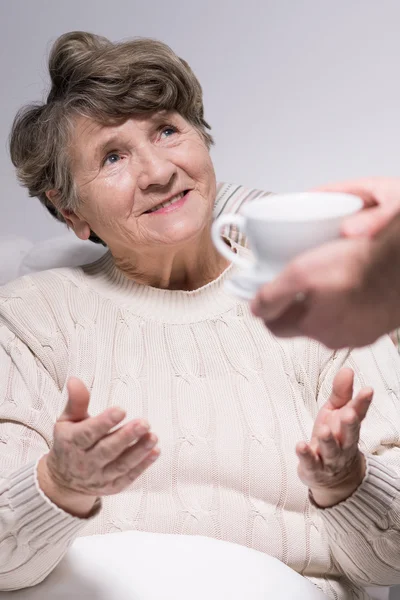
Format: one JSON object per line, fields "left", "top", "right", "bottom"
{"left": 144, "top": 191, "right": 189, "bottom": 215}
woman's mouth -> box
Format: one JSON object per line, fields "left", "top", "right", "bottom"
{"left": 144, "top": 191, "right": 190, "bottom": 215}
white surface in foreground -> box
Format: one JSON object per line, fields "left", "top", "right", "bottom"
{"left": 0, "top": 531, "right": 329, "bottom": 599}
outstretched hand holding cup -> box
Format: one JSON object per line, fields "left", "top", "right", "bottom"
{"left": 212, "top": 192, "right": 363, "bottom": 301}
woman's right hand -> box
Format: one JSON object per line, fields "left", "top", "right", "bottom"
{"left": 37, "top": 377, "right": 160, "bottom": 517}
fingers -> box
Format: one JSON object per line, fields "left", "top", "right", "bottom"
{"left": 316, "top": 426, "right": 341, "bottom": 461}
{"left": 329, "top": 368, "right": 354, "bottom": 409}
{"left": 251, "top": 265, "right": 308, "bottom": 323}
{"left": 91, "top": 418, "right": 150, "bottom": 464}
{"left": 297, "top": 376, "right": 373, "bottom": 495}
{"left": 112, "top": 448, "right": 160, "bottom": 492}
{"left": 103, "top": 432, "right": 159, "bottom": 480}
{"left": 251, "top": 284, "right": 298, "bottom": 324}
{"left": 298, "top": 422, "right": 356, "bottom": 479}
{"left": 340, "top": 407, "right": 362, "bottom": 449}
{"left": 349, "top": 387, "right": 374, "bottom": 422}
{"left": 342, "top": 205, "right": 396, "bottom": 238}
{"left": 313, "top": 177, "right": 400, "bottom": 238}
{"left": 296, "top": 441, "right": 320, "bottom": 473}
{"left": 70, "top": 406, "right": 126, "bottom": 450}
{"left": 60, "top": 378, "right": 91, "bottom": 422}
{"left": 312, "top": 180, "right": 378, "bottom": 207}
{"left": 302, "top": 392, "right": 371, "bottom": 462}
{"left": 259, "top": 299, "right": 309, "bottom": 338}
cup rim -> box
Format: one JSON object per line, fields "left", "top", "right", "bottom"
{"left": 242, "top": 192, "right": 363, "bottom": 223}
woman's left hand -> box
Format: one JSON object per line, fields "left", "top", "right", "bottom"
{"left": 296, "top": 367, "right": 373, "bottom": 508}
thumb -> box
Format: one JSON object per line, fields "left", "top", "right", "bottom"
{"left": 329, "top": 368, "right": 354, "bottom": 409}
{"left": 312, "top": 179, "right": 381, "bottom": 209}
{"left": 60, "top": 377, "right": 91, "bottom": 422}
{"left": 342, "top": 205, "right": 396, "bottom": 238}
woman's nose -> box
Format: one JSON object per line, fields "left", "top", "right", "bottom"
{"left": 137, "top": 147, "right": 177, "bottom": 190}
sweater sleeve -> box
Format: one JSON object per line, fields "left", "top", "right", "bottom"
{"left": 315, "top": 336, "right": 400, "bottom": 587}
{"left": 0, "top": 319, "right": 97, "bottom": 591}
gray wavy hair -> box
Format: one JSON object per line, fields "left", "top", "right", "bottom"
{"left": 9, "top": 31, "right": 213, "bottom": 244}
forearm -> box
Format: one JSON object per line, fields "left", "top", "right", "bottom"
{"left": 369, "top": 212, "right": 400, "bottom": 333}
{"left": 0, "top": 459, "right": 97, "bottom": 591}
{"left": 317, "top": 454, "right": 400, "bottom": 587}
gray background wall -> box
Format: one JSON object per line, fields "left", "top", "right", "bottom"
{"left": 1, "top": 0, "right": 400, "bottom": 243}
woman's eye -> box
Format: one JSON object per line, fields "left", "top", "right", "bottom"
{"left": 104, "top": 153, "right": 121, "bottom": 166}
{"left": 160, "top": 126, "right": 177, "bottom": 139}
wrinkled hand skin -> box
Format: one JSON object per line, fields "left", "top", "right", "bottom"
{"left": 296, "top": 368, "right": 373, "bottom": 508}
{"left": 37, "top": 378, "right": 160, "bottom": 517}
{"left": 251, "top": 212, "right": 400, "bottom": 349}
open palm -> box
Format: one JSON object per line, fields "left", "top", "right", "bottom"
{"left": 296, "top": 367, "right": 373, "bottom": 507}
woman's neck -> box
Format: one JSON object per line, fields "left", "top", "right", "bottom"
{"left": 110, "top": 231, "right": 230, "bottom": 291}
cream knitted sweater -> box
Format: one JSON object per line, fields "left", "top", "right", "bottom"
{"left": 1, "top": 185, "right": 400, "bottom": 599}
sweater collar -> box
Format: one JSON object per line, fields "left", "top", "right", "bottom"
{"left": 82, "top": 251, "right": 243, "bottom": 324}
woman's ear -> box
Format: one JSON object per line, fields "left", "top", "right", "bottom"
{"left": 45, "top": 190, "right": 91, "bottom": 241}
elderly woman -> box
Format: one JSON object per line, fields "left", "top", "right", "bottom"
{"left": 1, "top": 31, "right": 400, "bottom": 599}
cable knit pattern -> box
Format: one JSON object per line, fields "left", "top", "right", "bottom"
{"left": 1, "top": 185, "right": 400, "bottom": 599}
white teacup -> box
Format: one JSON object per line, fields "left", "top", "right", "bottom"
{"left": 212, "top": 192, "right": 363, "bottom": 279}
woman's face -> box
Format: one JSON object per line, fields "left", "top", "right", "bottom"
{"left": 63, "top": 112, "right": 216, "bottom": 254}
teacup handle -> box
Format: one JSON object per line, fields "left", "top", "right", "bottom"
{"left": 211, "top": 213, "right": 253, "bottom": 270}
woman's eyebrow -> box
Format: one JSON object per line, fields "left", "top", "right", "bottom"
{"left": 92, "top": 135, "right": 123, "bottom": 160}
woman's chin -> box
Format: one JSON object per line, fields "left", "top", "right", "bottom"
{"left": 156, "top": 227, "right": 207, "bottom": 249}
{"left": 149, "top": 215, "right": 210, "bottom": 247}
